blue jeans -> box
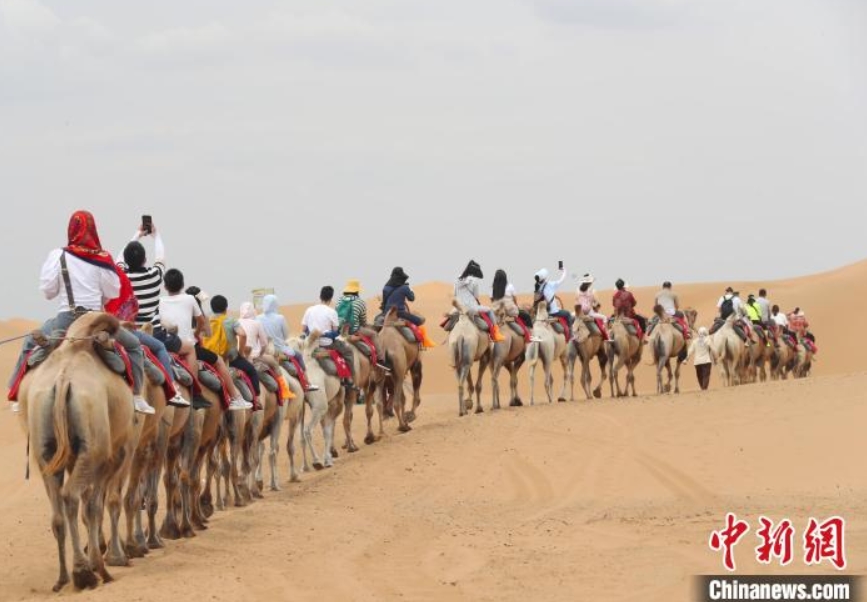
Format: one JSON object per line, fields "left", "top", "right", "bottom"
{"left": 397, "top": 311, "right": 424, "bottom": 326}
{"left": 550, "top": 309, "right": 574, "bottom": 330}
{"left": 133, "top": 330, "right": 174, "bottom": 381}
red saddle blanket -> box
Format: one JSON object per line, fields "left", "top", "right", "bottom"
{"left": 403, "top": 322, "right": 423, "bottom": 344}
{"left": 329, "top": 349, "right": 353, "bottom": 380}
{"left": 674, "top": 317, "right": 690, "bottom": 340}
{"left": 358, "top": 334, "right": 379, "bottom": 365}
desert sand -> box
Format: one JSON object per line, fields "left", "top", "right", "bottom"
{"left": 0, "top": 261, "right": 864, "bottom": 601}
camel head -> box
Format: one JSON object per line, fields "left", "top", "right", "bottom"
{"left": 532, "top": 298, "right": 549, "bottom": 321}
{"left": 683, "top": 307, "right": 698, "bottom": 329}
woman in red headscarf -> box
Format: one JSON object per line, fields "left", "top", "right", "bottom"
{"left": 8, "top": 210, "right": 155, "bottom": 415}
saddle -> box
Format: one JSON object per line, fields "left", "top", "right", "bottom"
{"left": 254, "top": 362, "right": 280, "bottom": 394}
{"left": 440, "top": 312, "right": 490, "bottom": 333}
{"left": 397, "top": 321, "right": 423, "bottom": 346}
{"left": 549, "top": 317, "right": 570, "bottom": 340}
{"left": 350, "top": 333, "right": 379, "bottom": 365}
{"left": 312, "top": 348, "right": 353, "bottom": 379}
{"left": 507, "top": 320, "right": 525, "bottom": 337}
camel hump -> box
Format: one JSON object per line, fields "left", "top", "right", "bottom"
{"left": 68, "top": 311, "right": 120, "bottom": 336}
{"left": 452, "top": 299, "right": 468, "bottom": 314}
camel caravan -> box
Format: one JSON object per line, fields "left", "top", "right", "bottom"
{"left": 7, "top": 214, "right": 820, "bottom": 591}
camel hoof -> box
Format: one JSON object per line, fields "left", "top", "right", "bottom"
{"left": 159, "top": 524, "right": 181, "bottom": 541}
{"left": 398, "top": 424, "right": 412, "bottom": 433}
{"left": 593, "top": 389, "right": 602, "bottom": 399}
{"left": 53, "top": 577, "right": 69, "bottom": 592}
{"left": 348, "top": 444, "right": 360, "bottom": 453}
{"left": 557, "top": 397, "right": 566, "bottom": 402}
{"left": 331, "top": 448, "right": 339, "bottom": 458}
{"left": 510, "top": 399, "right": 523, "bottom": 407}
{"left": 73, "top": 568, "right": 99, "bottom": 591}
{"left": 105, "top": 554, "right": 130, "bottom": 568}
{"left": 270, "top": 484, "right": 281, "bottom": 492}
{"left": 464, "top": 400, "right": 473, "bottom": 411}
{"left": 253, "top": 490, "right": 265, "bottom": 500}
{"left": 147, "top": 536, "right": 165, "bottom": 550}
{"left": 475, "top": 406, "right": 484, "bottom": 414}
{"left": 100, "top": 571, "right": 114, "bottom": 584}
{"left": 364, "top": 434, "right": 377, "bottom": 445}
{"left": 384, "top": 408, "right": 395, "bottom": 418}
{"left": 406, "top": 411, "right": 417, "bottom": 423}
{"left": 290, "top": 475, "right": 301, "bottom": 483}
{"left": 312, "top": 462, "right": 324, "bottom": 471}
{"left": 125, "top": 543, "right": 147, "bottom": 559}
{"left": 255, "top": 480, "right": 264, "bottom": 491}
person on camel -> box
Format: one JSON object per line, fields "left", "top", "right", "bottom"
{"left": 575, "top": 273, "right": 608, "bottom": 340}
{"left": 381, "top": 267, "right": 436, "bottom": 348}
{"left": 453, "top": 260, "right": 505, "bottom": 342}
{"left": 160, "top": 273, "right": 251, "bottom": 411}
{"left": 647, "top": 281, "right": 689, "bottom": 339}
{"left": 534, "top": 262, "right": 573, "bottom": 332}
{"left": 612, "top": 278, "right": 647, "bottom": 335}
{"left": 256, "top": 293, "right": 318, "bottom": 392}
{"left": 201, "top": 295, "right": 263, "bottom": 410}
{"left": 336, "top": 280, "right": 390, "bottom": 372}
{"left": 302, "top": 286, "right": 357, "bottom": 389}
{"left": 8, "top": 210, "right": 155, "bottom": 415}
{"left": 716, "top": 287, "right": 750, "bottom": 345}
{"left": 491, "top": 269, "right": 539, "bottom": 343}
{"left": 745, "top": 294, "right": 768, "bottom": 346}
{"left": 117, "top": 218, "right": 194, "bottom": 409}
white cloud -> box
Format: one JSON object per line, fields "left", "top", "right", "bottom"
{"left": 0, "top": 0, "right": 60, "bottom": 35}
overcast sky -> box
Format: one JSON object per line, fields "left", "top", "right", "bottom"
{"left": 1, "top": 0, "right": 865, "bottom": 319}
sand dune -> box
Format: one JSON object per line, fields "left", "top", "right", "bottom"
{"left": 0, "top": 262, "right": 863, "bottom": 601}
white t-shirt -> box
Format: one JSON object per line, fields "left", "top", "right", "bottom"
{"left": 772, "top": 313, "right": 789, "bottom": 328}
{"left": 655, "top": 289, "right": 678, "bottom": 316}
{"left": 40, "top": 249, "right": 120, "bottom": 313}
{"left": 302, "top": 303, "right": 339, "bottom": 335}
{"left": 159, "top": 294, "right": 202, "bottom": 343}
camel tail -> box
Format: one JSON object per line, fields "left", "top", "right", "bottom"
{"left": 653, "top": 336, "right": 666, "bottom": 365}
{"left": 44, "top": 376, "right": 72, "bottom": 476}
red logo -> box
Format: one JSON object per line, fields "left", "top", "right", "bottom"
{"left": 755, "top": 516, "right": 794, "bottom": 566}
{"left": 804, "top": 516, "right": 846, "bottom": 570}
{"left": 709, "top": 512, "right": 750, "bottom": 571}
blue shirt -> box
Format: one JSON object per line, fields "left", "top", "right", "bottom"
{"left": 382, "top": 284, "right": 415, "bottom": 312}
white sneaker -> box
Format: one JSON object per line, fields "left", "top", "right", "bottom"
{"left": 529, "top": 336, "right": 543, "bottom": 343}
{"left": 168, "top": 393, "right": 191, "bottom": 408}
{"left": 228, "top": 397, "right": 253, "bottom": 411}
{"left": 11, "top": 402, "right": 20, "bottom": 413}
{"left": 133, "top": 396, "right": 156, "bottom": 415}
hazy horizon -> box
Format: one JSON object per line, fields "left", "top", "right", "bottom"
{"left": 2, "top": 0, "right": 865, "bottom": 320}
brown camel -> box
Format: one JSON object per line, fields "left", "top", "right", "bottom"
{"left": 239, "top": 363, "right": 281, "bottom": 501}
{"left": 338, "top": 333, "right": 382, "bottom": 451}
{"left": 567, "top": 307, "right": 607, "bottom": 401}
{"left": 489, "top": 300, "right": 527, "bottom": 409}
{"left": 711, "top": 316, "right": 747, "bottom": 387}
{"left": 376, "top": 307, "right": 422, "bottom": 433}
{"left": 647, "top": 305, "right": 687, "bottom": 394}
{"left": 607, "top": 317, "right": 643, "bottom": 398}
{"left": 448, "top": 300, "right": 492, "bottom": 416}
{"left": 122, "top": 371, "right": 169, "bottom": 559}
{"left": 18, "top": 312, "right": 139, "bottom": 592}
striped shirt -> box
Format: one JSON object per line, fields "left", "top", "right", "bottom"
{"left": 120, "top": 262, "right": 165, "bottom": 328}
{"left": 337, "top": 294, "right": 367, "bottom": 334}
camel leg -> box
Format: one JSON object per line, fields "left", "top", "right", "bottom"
{"left": 105, "top": 479, "right": 129, "bottom": 567}
{"left": 490, "top": 358, "right": 501, "bottom": 410}
{"left": 159, "top": 444, "right": 182, "bottom": 540}
{"left": 394, "top": 375, "right": 410, "bottom": 433}
{"left": 509, "top": 358, "right": 524, "bottom": 407}
{"left": 321, "top": 411, "right": 337, "bottom": 468}
{"left": 268, "top": 411, "right": 283, "bottom": 489}
{"left": 465, "top": 369, "right": 475, "bottom": 413}
{"left": 674, "top": 358, "right": 681, "bottom": 394}
{"left": 303, "top": 395, "right": 327, "bottom": 470}
{"left": 364, "top": 384, "right": 379, "bottom": 445}
{"left": 474, "top": 352, "right": 489, "bottom": 414}
{"left": 665, "top": 359, "right": 673, "bottom": 394}
{"left": 558, "top": 353, "right": 569, "bottom": 402}
{"left": 287, "top": 417, "right": 301, "bottom": 482}
{"left": 628, "top": 362, "right": 638, "bottom": 397}
{"left": 145, "top": 464, "right": 164, "bottom": 549}
{"left": 44, "top": 469, "right": 70, "bottom": 592}
{"left": 567, "top": 347, "right": 576, "bottom": 401}
{"left": 343, "top": 389, "right": 360, "bottom": 453}
{"left": 123, "top": 448, "right": 149, "bottom": 559}
{"left": 83, "top": 485, "right": 112, "bottom": 587}
{"left": 545, "top": 362, "right": 554, "bottom": 403}
{"left": 456, "top": 360, "right": 468, "bottom": 417}
{"left": 409, "top": 360, "right": 423, "bottom": 421}
{"left": 64, "top": 482, "right": 97, "bottom": 590}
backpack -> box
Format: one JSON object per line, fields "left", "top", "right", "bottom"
{"left": 337, "top": 297, "right": 354, "bottom": 331}
{"left": 202, "top": 315, "right": 229, "bottom": 357}
{"left": 719, "top": 297, "right": 734, "bottom": 319}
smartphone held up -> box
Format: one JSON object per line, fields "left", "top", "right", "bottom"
{"left": 141, "top": 215, "right": 152, "bottom": 235}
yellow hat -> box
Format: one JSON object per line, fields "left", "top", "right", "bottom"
{"left": 344, "top": 279, "right": 361, "bottom": 294}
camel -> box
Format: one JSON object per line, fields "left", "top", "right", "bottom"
{"left": 526, "top": 300, "right": 569, "bottom": 404}
{"left": 711, "top": 316, "right": 747, "bottom": 387}
{"left": 239, "top": 362, "right": 283, "bottom": 501}
{"left": 567, "top": 308, "right": 607, "bottom": 401}
{"left": 647, "top": 305, "right": 687, "bottom": 394}
{"left": 448, "top": 300, "right": 492, "bottom": 416}
{"left": 338, "top": 334, "right": 382, "bottom": 451}
{"left": 18, "top": 313, "right": 140, "bottom": 591}
{"left": 791, "top": 344, "right": 813, "bottom": 378}
{"left": 489, "top": 301, "right": 527, "bottom": 409}
{"left": 376, "top": 307, "right": 423, "bottom": 433}
{"left": 122, "top": 370, "right": 170, "bottom": 559}
{"left": 288, "top": 332, "right": 345, "bottom": 470}
{"left": 250, "top": 366, "right": 301, "bottom": 490}
{"left": 744, "top": 330, "right": 774, "bottom": 383}
{"left": 771, "top": 340, "right": 794, "bottom": 381}
{"left": 607, "top": 317, "right": 644, "bottom": 398}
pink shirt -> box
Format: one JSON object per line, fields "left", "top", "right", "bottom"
{"left": 239, "top": 318, "right": 269, "bottom": 358}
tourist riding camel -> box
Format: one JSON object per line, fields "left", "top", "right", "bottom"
{"left": 160, "top": 272, "right": 251, "bottom": 410}
{"left": 8, "top": 210, "right": 154, "bottom": 415}
{"left": 256, "top": 293, "right": 318, "bottom": 391}
{"left": 534, "top": 262, "right": 573, "bottom": 333}
{"left": 714, "top": 287, "right": 749, "bottom": 345}
{"left": 202, "top": 295, "right": 263, "bottom": 410}
{"left": 117, "top": 219, "right": 192, "bottom": 408}
{"left": 336, "top": 279, "right": 390, "bottom": 371}
{"left": 646, "top": 281, "right": 689, "bottom": 340}
{"left": 492, "top": 269, "right": 535, "bottom": 343}
{"left": 380, "top": 266, "right": 436, "bottom": 348}
{"left": 302, "top": 285, "right": 356, "bottom": 389}
{"left": 612, "top": 278, "right": 646, "bottom": 335}
{"left": 453, "top": 260, "right": 506, "bottom": 342}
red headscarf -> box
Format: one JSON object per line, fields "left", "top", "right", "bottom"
{"left": 64, "top": 210, "right": 115, "bottom": 269}
{"left": 63, "top": 210, "right": 139, "bottom": 321}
